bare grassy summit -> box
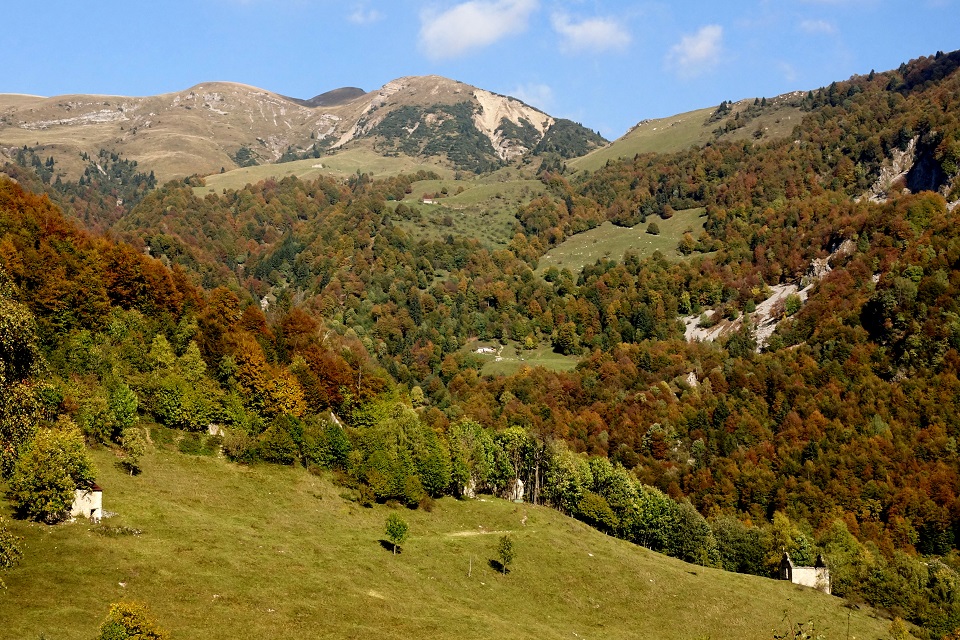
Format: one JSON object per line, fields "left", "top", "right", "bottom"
{"left": 0, "top": 76, "right": 604, "bottom": 181}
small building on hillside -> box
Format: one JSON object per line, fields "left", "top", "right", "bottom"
{"left": 507, "top": 478, "right": 524, "bottom": 503}
{"left": 779, "top": 552, "right": 830, "bottom": 594}
{"left": 71, "top": 483, "right": 103, "bottom": 522}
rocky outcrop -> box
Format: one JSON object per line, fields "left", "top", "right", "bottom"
{"left": 683, "top": 239, "right": 856, "bottom": 350}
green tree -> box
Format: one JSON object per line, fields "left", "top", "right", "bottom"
{"left": 784, "top": 293, "right": 802, "bottom": 316}
{"left": 109, "top": 384, "right": 139, "bottom": 440}
{"left": 667, "top": 500, "right": 718, "bottom": 566}
{"left": 552, "top": 322, "right": 580, "bottom": 355}
{"left": 493, "top": 426, "right": 529, "bottom": 491}
{"left": 8, "top": 418, "right": 96, "bottom": 523}
{"left": 120, "top": 427, "right": 147, "bottom": 475}
{"left": 448, "top": 418, "right": 495, "bottom": 495}
{"left": 817, "top": 519, "right": 869, "bottom": 597}
{"left": 0, "top": 382, "right": 43, "bottom": 479}
{"left": 631, "top": 484, "right": 677, "bottom": 551}
{"left": 96, "top": 601, "right": 168, "bottom": 640}
{"left": 385, "top": 512, "right": 409, "bottom": 554}
{"left": 711, "top": 515, "right": 769, "bottom": 575}
{"left": 0, "top": 285, "right": 43, "bottom": 478}
{"left": 496, "top": 534, "right": 515, "bottom": 574}
{"left": 0, "top": 515, "right": 23, "bottom": 589}
{"left": 147, "top": 334, "right": 176, "bottom": 370}
{"left": 889, "top": 617, "right": 909, "bottom": 640}
{"left": 646, "top": 221, "right": 660, "bottom": 235}
{"left": 542, "top": 441, "right": 592, "bottom": 515}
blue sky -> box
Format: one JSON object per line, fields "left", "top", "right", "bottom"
{"left": 7, "top": 0, "right": 958, "bottom": 138}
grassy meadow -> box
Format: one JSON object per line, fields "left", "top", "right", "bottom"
{"left": 196, "top": 145, "right": 455, "bottom": 195}
{"left": 470, "top": 341, "right": 580, "bottom": 376}
{"left": 390, "top": 170, "right": 545, "bottom": 247}
{"left": 570, "top": 100, "right": 806, "bottom": 174}
{"left": 569, "top": 107, "right": 716, "bottom": 173}
{"left": 0, "top": 445, "right": 894, "bottom": 640}
{"left": 536, "top": 208, "right": 707, "bottom": 276}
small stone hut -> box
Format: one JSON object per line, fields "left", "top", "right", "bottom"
{"left": 71, "top": 483, "right": 103, "bottom": 522}
{"left": 779, "top": 552, "right": 830, "bottom": 594}
{"left": 508, "top": 478, "right": 524, "bottom": 503}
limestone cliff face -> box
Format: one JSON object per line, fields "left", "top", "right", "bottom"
{"left": 471, "top": 88, "right": 554, "bottom": 161}
{"left": 865, "top": 136, "right": 958, "bottom": 206}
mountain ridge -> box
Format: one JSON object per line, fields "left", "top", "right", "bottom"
{"left": 0, "top": 75, "right": 605, "bottom": 180}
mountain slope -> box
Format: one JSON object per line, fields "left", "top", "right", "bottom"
{"left": 570, "top": 93, "right": 807, "bottom": 173}
{"left": 0, "top": 76, "right": 605, "bottom": 180}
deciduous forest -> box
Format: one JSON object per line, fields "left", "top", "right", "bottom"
{"left": 4, "top": 50, "right": 960, "bottom": 637}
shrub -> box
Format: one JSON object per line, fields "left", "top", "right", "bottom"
{"left": 177, "top": 432, "right": 203, "bottom": 455}
{"left": 385, "top": 513, "right": 409, "bottom": 554}
{"left": 496, "top": 535, "right": 515, "bottom": 574}
{"left": 96, "top": 601, "right": 168, "bottom": 640}
{"left": 120, "top": 427, "right": 147, "bottom": 475}
{"left": 0, "top": 516, "right": 23, "bottom": 588}
{"left": 222, "top": 430, "right": 257, "bottom": 463}
{"left": 784, "top": 293, "right": 803, "bottom": 316}
{"left": 9, "top": 420, "right": 95, "bottom": 523}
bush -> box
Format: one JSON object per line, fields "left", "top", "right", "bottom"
{"left": 257, "top": 419, "right": 299, "bottom": 465}
{"left": 0, "top": 516, "right": 23, "bottom": 588}
{"left": 496, "top": 535, "right": 515, "bottom": 574}
{"left": 385, "top": 512, "right": 409, "bottom": 554}
{"left": 96, "top": 601, "right": 168, "bottom": 640}
{"left": 177, "top": 432, "right": 203, "bottom": 456}
{"left": 646, "top": 222, "right": 660, "bottom": 235}
{"left": 576, "top": 491, "right": 618, "bottom": 534}
{"left": 784, "top": 293, "right": 803, "bottom": 316}
{"left": 302, "top": 417, "right": 351, "bottom": 470}
{"left": 120, "top": 427, "right": 147, "bottom": 475}
{"left": 149, "top": 426, "right": 174, "bottom": 447}
{"left": 9, "top": 420, "right": 96, "bottom": 523}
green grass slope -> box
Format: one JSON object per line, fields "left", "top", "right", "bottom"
{"left": 394, "top": 172, "right": 545, "bottom": 247}
{"left": 1, "top": 447, "right": 891, "bottom": 639}
{"left": 569, "top": 107, "right": 716, "bottom": 173}
{"left": 195, "top": 145, "right": 456, "bottom": 195}
{"left": 570, "top": 98, "right": 806, "bottom": 174}
{"left": 464, "top": 340, "right": 580, "bottom": 377}
{"left": 536, "top": 208, "right": 708, "bottom": 275}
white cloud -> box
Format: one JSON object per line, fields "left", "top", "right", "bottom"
{"left": 777, "top": 61, "right": 798, "bottom": 83}
{"left": 799, "top": 19, "right": 836, "bottom": 34}
{"left": 348, "top": 7, "right": 383, "bottom": 25}
{"left": 550, "top": 13, "right": 631, "bottom": 54}
{"left": 419, "top": 0, "right": 539, "bottom": 60}
{"left": 665, "top": 24, "right": 723, "bottom": 77}
{"left": 510, "top": 82, "right": 554, "bottom": 111}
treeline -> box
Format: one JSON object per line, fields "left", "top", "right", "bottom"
{"left": 5, "top": 147, "right": 157, "bottom": 232}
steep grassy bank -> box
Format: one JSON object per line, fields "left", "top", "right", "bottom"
{"left": 1, "top": 447, "right": 891, "bottom": 639}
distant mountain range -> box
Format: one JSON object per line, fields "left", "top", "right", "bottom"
{"left": 0, "top": 76, "right": 606, "bottom": 180}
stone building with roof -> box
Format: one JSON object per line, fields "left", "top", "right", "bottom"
{"left": 779, "top": 552, "right": 830, "bottom": 594}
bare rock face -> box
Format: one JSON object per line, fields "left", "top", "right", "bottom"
{"left": 866, "top": 138, "right": 917, "bottom": 202}
{"left": 472, "top": 88, "right": 554, "bottom": 161}
{"left": 865, "top": 136, "right": 957, "bottom": 205}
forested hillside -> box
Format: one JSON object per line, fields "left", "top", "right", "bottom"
{"left": 3, "top": 50, "right": 960, "bottom": 637}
